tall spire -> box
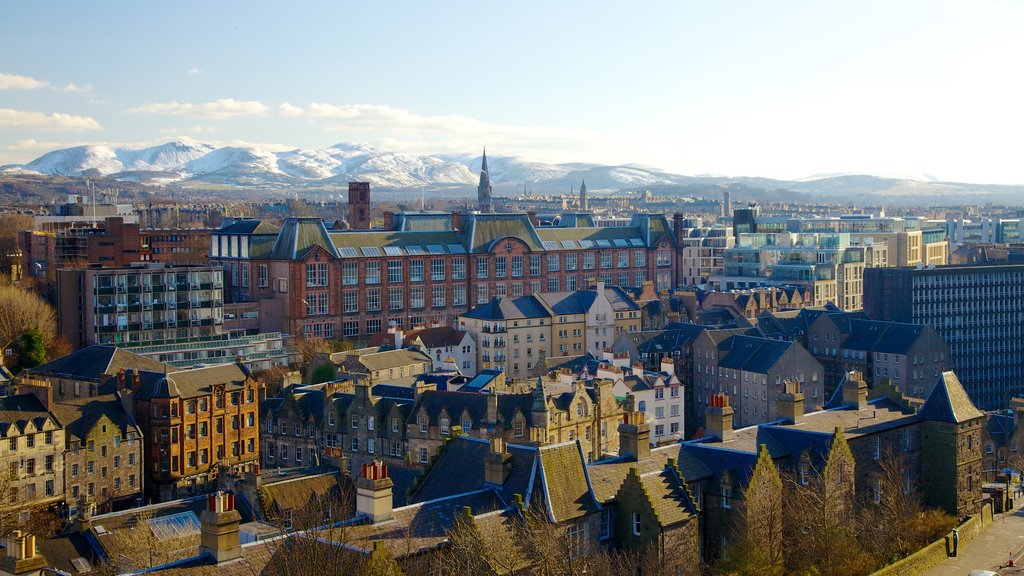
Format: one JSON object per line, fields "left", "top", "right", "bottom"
{"left": 579, "top": 179, "right": 588, "bottom": 211}
{"left": 477, "top": 147, "right": 493, "bottom": 213}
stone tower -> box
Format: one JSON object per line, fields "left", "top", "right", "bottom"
{"left": 477, "top": 148, "right": 493, "bottom": 213}
{"left": 918, "top": 372, "right": 984, "bottom": 516}
{"left": 579, "top": 179, "right": 588, "bottom": 211}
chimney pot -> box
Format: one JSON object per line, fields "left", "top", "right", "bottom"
{"left": 705, "top": 393, "right": 735, "bottom": 442}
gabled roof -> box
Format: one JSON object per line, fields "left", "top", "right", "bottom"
{"left": 718, "top": 335, "right": 795, "bottom": 374}
{"left": 460, "top": 295, "right": 552, "bottom": 321}
{"left": 536, "top": 441, "right": 601, "bottom": 523}
{"left": 0, "top": 394, "right": 55, "bottom": 437}
{"left": 918, "top": 371, "right": 984, "bottom": 424}
{"left": 270, "top": 218, "right": 340, "bottom": 260}
{"left": 535, "top": 291, "right": 596, "bottom": 316}
{"left": 29, "top": 345, "right": 169, "bottom": 382}
{"left": 463, "top": 213, "right": 545, "bottom": 253}
{"left": 348, "top": 348, "right": 432, "bottom": 372}
{"left": 408, "top": 326, "right": 468, "bottom": 349}
{"left": 410, "top": 436, "right": 539, "bottom": 507}
{"left": 50, "top": 394, "right": 138, "bottom": 443}
{"left": 116, "top": 363, "right": 251, "bottom": 400}
{"left": 634, "top": 467, "right": 698, "bottom": 526}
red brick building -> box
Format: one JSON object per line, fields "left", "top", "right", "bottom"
{"left": 210, "top": 211, "right": 680, "bottom": 339}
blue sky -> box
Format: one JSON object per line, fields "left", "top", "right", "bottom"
{"left": 3, "top": 1, "right": 1024, "bottom": 183}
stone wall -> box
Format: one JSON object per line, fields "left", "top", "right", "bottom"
{"left": 870, "top": 501, "right": 994, "bottom": 576}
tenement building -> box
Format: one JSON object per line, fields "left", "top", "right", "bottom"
{"left": 864, "top": 263, "right": 1024, "bottom": 409}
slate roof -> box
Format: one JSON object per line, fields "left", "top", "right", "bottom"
{"left": 840, "top": 318, "right": 929, "bottom": 355}
{"left": 217, "top": 219, "right": 280, "bottom": 236}
{"left": 0, "top": 394, "right": 54, "bottom": 436}
{"left": 408, "top": 326, "right": 468, "bottom": 349}
{"left": 329, "top": 229, "right": 464, "bottom": 257}
{"left": 29, "top": 345, "right": 169, "bottom": 382}
{"left": 460, "top": 369, "right": 502, "bottom": 393}
{"left": 535, "top": 291, "right": 595, "bottom": 315}
{"left": 393, "top": 212, "right": 455, "bottom": 232}
{"left": 536, "top": 441, "right": 601, "bottom": 523}
{"left": 988, "top": 411, "right": 1017, "bottom": 448}
{"left": 261, "top": 472, "right": 342, "bottom": 516}
{"left": 717, "top": 335, "right": 795, "bottom": 374}
{"left": 587, "top": 444, "right": 685, "bottom": 503}
{"left": 331, "top": 489, "right": 505, "bottom": 557}
{"left": 918, "top": 371, "right": 985, "bottom": 424}
{"left": 461, "top": 295, "right": 552, "bottom": 321}
{"left": 637, "top": 467, "right": 697, "bottom": 526}
{"left": 112, "top": 362, "right": 251, "bottom": 400}
{"left": 349, "top": 348, "right": 432, "bottom": 372}
{"left": 463, "top": 213, "right": 545, "bottom": 253}
{"left": 410, "top": 436, "right": 539, "bottom": 507}
{"left": 270, "top": 218, "right": 340, "bottom": 260}
{"left": 50, "top": 394, "right": 138, "bottom": 443}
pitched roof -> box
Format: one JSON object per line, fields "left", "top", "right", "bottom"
{"left": 408, "top": 326, "right": 468, "bottom": 349}
{"left": 586, "top": 444, "right": 686, "bottom": 503}
{"left": 411, "top": 436, "right": 539, "bottom": 507}
{"left": 261, "top": 472, "right": 342, "bottom": 515}
{"left": 636, "top": 467, "right": 697, "bottom": 526}
{"left": 918, "top": 371, "right": 984, "bottom": 424}
{"left": 117, "top": 363, "right": 250, "bottom": 400}
{"left": 50, "top": 394, "right": 138, "bottom": 443}
{"left": 350, "top": 348, "right": 432, "bottom": 372}
{"left": 29, "top": 345, "right": 169, "bottom": 382}
{"left": 718, "top": 335, "right": 795, "bottom": 373}
{"left": 270, "top": 218, "right": 339, "bottom": 260}
{"left": 217, "top": 218, "right": 280, "bottom": 236}
{"left": 463, "top": 213, "right": 545, "bottom": 253}
{"left": 0, "top": 394, "right": 54, "bottom": 436}
{"left": 537, "top": 441, "right": 600, "bottom": 523}
{"left": 535, "top": 291, "right": 596, "bottom": 315}
{"left": 460, "top": 295, "right": 552, "bottom": 321}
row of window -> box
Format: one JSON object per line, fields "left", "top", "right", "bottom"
{"left": 5, "top": 430, "right": 55, "bottom": 452}
{"left": 70, "top": 453, "right": 135, "bottom": 477}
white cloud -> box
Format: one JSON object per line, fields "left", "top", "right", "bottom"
{"left": 186, "top": 67, "right": 202, "bottom": 75}
{"left": 0, "top": 108, "right": 102, "bottom": 131}
{"left": 53, "top": 83, "right": 94, "bottom": 93}
{"left": 277, "top": 102, "right": 610, "bottom": 162}
{"left": 127, "top": 98, "right": 269, "bottom": 119}
{"left": 158, "top": 125, "right": 217, "bottom": 135}
{"left": 0, "top": 73, "right": 48, "bottom": 90}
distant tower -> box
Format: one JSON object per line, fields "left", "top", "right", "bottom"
{"left": 722, "top": 190, "right": 731, "bottom": 218}
{"left": 348, "top": 182, "right": 371, "bottom": 230}
{"left": 477, "top": 148, "right": 493, "bottom": 213}
{"left": 579, "top": 180, "right": 588, "bottom": 211}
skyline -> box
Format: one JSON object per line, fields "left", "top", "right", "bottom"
{"left": 3, "top": 1, "right": 1024, "bottom": 184}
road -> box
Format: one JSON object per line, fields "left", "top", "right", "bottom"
{"left": 924, "top": 506, "right": 1024, "bottom": 576}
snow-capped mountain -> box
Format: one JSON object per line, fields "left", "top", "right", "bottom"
{"left": 2, "top": 141, "right": 687, "bottom": 190}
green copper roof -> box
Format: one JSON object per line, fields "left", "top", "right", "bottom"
{"left": 270, "top": 218, "right": 339, "bottom": 260}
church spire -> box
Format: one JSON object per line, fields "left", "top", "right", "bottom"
{"left": 579, "top": 179, "right": 588, "bottom": 211}
{"left": 477, "top": 147, "right": 493, "bottom": 213}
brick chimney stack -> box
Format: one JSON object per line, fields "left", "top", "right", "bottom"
{"left": 356, "top": 460, "right": 394, "bottom": 524}
{"left": 199, "top": 491, "right": 242, "bottom": 565}
{"left": 618, "top": 410, "right": 651, "bottom": 460}
{"left": 705, "top": 393, "right": 735, "bottom": 442}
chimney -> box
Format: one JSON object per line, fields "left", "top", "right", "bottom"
{"left": 356, "top": 460, "right": 394, "bottom": 524}
{"left": 841, "top": 371, "right": 868, "bottom": 410}
{"left": 117, "top": 368, "right": 126, "bottom": 390}
{"left": 631, "top": 361, "right": 644, "bottom": 377}
{"left": 452, "top": 211, "right": 462, "bottom": 231}
{"left": 0, "top": 530, "right": 46, "bottom": 576}
{"left": 484, "top": 438, "right": 513, "bottom": 485}
{"left": 601, "top": 350, "right": 614, "bottom": 362}
{"left": 705, "top": 393, "right": 734, "bottom": 442}
{"left": 618, "top": 411, "right": 651, "bottom": 460}
{"left": 660, "top": 357, "right": 674, "bottom": 376}
{"left": 132, "top": 370, "right": 140, "bottom": 389}
{"left": 527, "top": 211, "right": 538, "bottom": 226}
{"left": 199, "top": 491, "right": 242, "bottom": 565}
{"left": 559, "top": 368, "right": 574, "bottom": 386}
{"left": 777, "top": 380, "right": 805, "bottom": 424}
{"left": 612, "top": 352, "right": 630, "bottom": 370}
{"left": 486, "top": 391, "right": 499, "bottom": 426}
{"left": 382, "top": 210, "right": 395, "bottom": 231}
{"left": 413, "top": 378, "right": 436, "bottom": 398}
{"left": 71, "top": 496, "right": 95, "bottom": 533}
{"left": 673, "top": 212, "right": 685, "bottom": 243}
{"left": 15, "top": 379, "right": 51, "bottom": 410}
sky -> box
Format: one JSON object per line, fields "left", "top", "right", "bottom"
{"left": 2, "top": 1, "right": 1024, "bottom": 184}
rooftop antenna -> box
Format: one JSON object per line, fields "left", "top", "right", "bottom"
{"left": 420, "top": 185, "right": 425, "bottom": 212}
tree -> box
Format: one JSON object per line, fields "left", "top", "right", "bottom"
{"left": 17, "top": 327, "right": 46, "bottom": 371}
{"left": 0, "top": 283, "right": 60, "bottom": 362}
{"left": 310, "top": 363, "right": 336, "bottom": 385}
